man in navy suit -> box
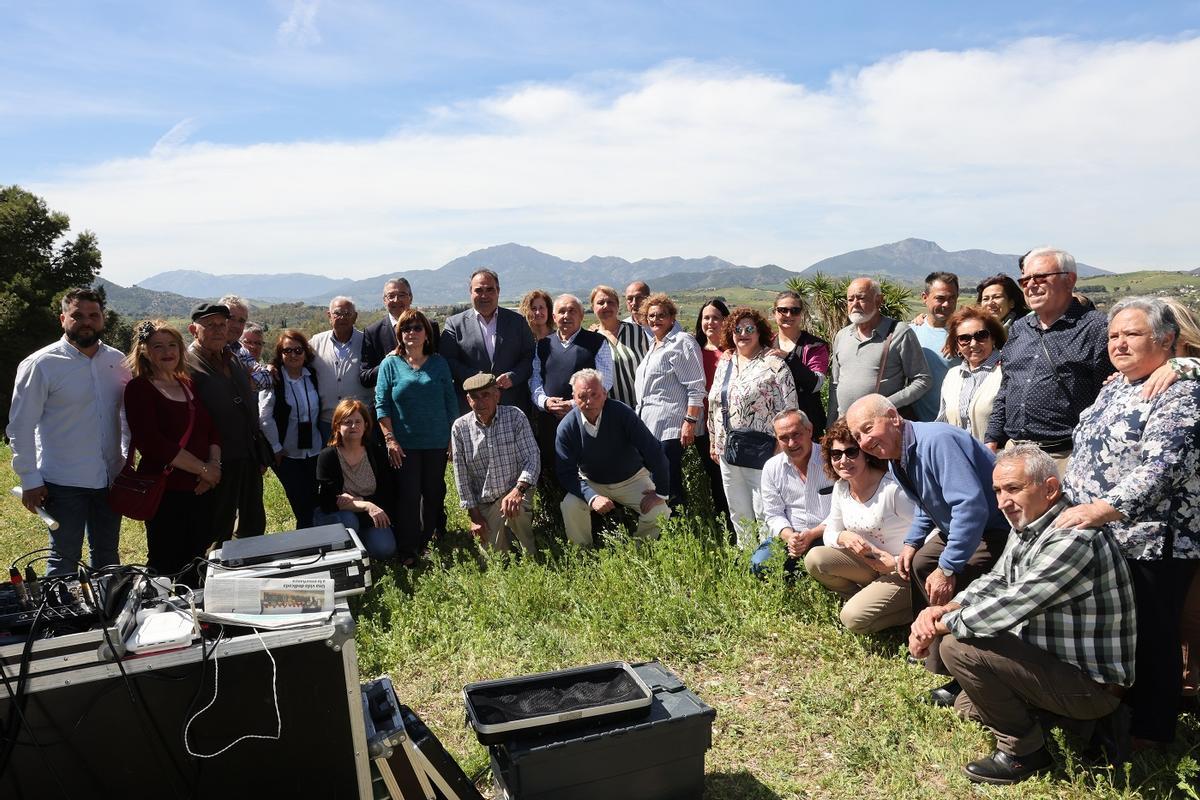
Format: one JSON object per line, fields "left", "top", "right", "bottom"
{"left": 440, "top": 269, "right": 535, "bottom": 414}
{"left": 360, "top": 277, "right": 439, "bottom": 389}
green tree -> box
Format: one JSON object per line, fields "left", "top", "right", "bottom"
{"left": 786, "top": 272, "right": 915, "bottom": 341}
{"left": 1, "top": 185, "right": 105, "bottom": 426}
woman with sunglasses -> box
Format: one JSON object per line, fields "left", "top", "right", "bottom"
{"left": 376, "top": 309, "right": 458, "bottom": 564}
{"left": 935, "top": 307, "right": 1007, "bottom": 441}
{"left": 259, "top": 329, "right": 323, "bottom": 529}
{"left": 803, "top": 418, "right": 915, "bottom": 633}
{"left": 771, "top": 290, "right": 829, "bottom": 439}
{"left": 707, "top": 307, "right": 796, "bottom": 548}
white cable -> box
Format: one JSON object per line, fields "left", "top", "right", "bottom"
{"left": 183, "top": 628, "right": 282, "bottom": 758}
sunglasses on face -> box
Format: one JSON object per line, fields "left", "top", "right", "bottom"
{"left": 1017, "top": 271, "right": 1070, "bottom": 288}
{"left": 829, "top": 446, "right": 861, "bottom": 461}
{"left": 955, "top": 330, "right": 992, "bottom": 346}
{"left": 774, "top": 306, "right": 803, "bottom": 316}
{"left": 280, "top": 346, "right": 305, "bottom": 356}
{"left": 734, "top": 324, "right": 757, "bottom": 335}
{"left": 400, "top": 324, "right": 424, "bottom": 334}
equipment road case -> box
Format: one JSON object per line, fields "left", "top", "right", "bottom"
{"left": 0, "top": 607, "right": 372, "bottom": 798}
{"left": 487, "top": 661, "right": 715, "bottom": 800}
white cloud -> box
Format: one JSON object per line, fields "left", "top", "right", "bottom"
{"left": 31, "top": 36, "right": 1200, "bottom": 284}
{"left": 277, "top": 0, "right": 322, "bottom": 47}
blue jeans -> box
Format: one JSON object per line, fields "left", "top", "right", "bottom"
{"left": 42, "top": 482, "right": 122, "bottom": 576}
{"left": 750, "top": 536, "right": 799, "bottom": 579}
{"left": 312, "top": 508, "right": 397, "bottom": 560}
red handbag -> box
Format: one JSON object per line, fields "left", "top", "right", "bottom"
{"left": 109, "top": 383, "right": 196, "bottom": 521}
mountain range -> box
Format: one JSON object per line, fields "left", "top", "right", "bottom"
{"left": 111, "top": 238, "right": 1110, "bottom": 313}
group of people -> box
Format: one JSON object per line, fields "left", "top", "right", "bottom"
{"left": 8, "top": 246, "right": 1200, "bottom": 785}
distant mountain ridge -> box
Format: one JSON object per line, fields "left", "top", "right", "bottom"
{"left": 123, "top": 238, "right": 1111, "bottom": 311}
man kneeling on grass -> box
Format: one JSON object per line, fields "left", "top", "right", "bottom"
{"left": 555, "top": 368, "right": 670, "bottom": 547}
{"left": 907, "top": 444, "right": 1136, "bottom": 785}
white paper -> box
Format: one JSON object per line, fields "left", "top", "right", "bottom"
{"left": 203, "top": 576, "right": 334, "bottom": 616}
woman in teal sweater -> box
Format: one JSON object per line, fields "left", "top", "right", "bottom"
{"left": 376, "top": 309, "right": 458, "bottom": 564}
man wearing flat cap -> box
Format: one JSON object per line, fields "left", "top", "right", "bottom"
{"left": 186, "top": 302, "right": 267, "bottom": 542}
{"left": 450, "top": 373, "right": 540, "bottom": 554}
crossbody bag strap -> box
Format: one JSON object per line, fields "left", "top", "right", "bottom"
{"left": 874, "top": 319, "right": 898, "bottom": 393}
{"left": 166, "top": 382, "right": 198, "bottom": 476}
{"left": 1036, "top": 329, "right": 1072, "bottom": 396}
{"left": 719, "top": 356, "right": 735, "bottom": 432}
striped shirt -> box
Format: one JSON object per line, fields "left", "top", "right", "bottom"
{"left": 596, "top": 325, "right": 639, "bottom": 408}
{"left": 760, "top": 445, "right": 833, "bottom": 540}
{"left": 634, "top": 329, "right": 707, "bottom": 440}
{"left": 450, "top": 405, "right": 540, "bottom": 508}
{"left": 943, "top": 498, "right": 1137, "bottom": 687}
{"left": 227, "top": 342, "right": 272, "bottom": 390}
{"left": 617, "top": 318, "right": 648, "bottom": 364}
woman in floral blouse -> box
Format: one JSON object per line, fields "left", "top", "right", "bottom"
{"left": 1059, "top": 296, "right": 1200, "bottom": 748}
{"left": 707, "top": 307, "right": 796, "bottom": 548}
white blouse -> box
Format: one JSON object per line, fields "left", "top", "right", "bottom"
{"left": 821, "top": 473, "right": 915, "bottom": 556}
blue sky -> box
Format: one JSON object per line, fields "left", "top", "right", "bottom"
{"left": 3, "top": 1, "right": 1199, "bottom": 283}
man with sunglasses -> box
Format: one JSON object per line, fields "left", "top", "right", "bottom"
{"left": 984, "top": 247, "right": 1112, "bottom": 474}
{"left": 311, "top": 296, "right": 374, "bottom": 442}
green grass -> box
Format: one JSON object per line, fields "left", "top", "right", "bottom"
{"left": 2, "top": 444, "right": 1198, "bottom": 798}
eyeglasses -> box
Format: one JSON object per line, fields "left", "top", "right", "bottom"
{"left": 1017, "top": 271, "right": 1070, "bottom": 288}
{"left": 955, "top": 330, "right": 992, "bottom": 346}
{"left": 774, "top": 306, "right": 803, "bottom": 316}
{"left": 399, "top": 324, "right": 424, "bottom": 334}
{"left": 829, "top": 446, "right": 861, "bottom": 461}
{"left": 645, "top": 312, "right": 672, "bottom": 321}
{"left": 734, "top": 324, "right": 757, "bottom": 336}
{"left": 383, "top": 292, "right": 412, "bottom": 301}
{"left": 280, "top": 346, "right": 305, "bottom": 356}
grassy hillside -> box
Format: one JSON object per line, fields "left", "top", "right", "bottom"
{"left": 2, "top": 445, "right": 1196, "bottom": 798}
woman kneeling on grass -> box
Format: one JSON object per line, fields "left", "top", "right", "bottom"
{"left": 804, "top": 418, "right": 915, "bottom": 634}
{"left": 314, "top": 399, "right": 397, "bottom": 560}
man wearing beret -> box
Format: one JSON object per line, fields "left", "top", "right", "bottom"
{"left": 186, "top": 302, "right": 266, "bottom": 541}
{"left": 450, "top": 373, "right": 540, "bottom": 554}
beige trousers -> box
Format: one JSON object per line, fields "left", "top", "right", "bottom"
{"left": 475, "top": 496, "right": 536, "bottom": 554}
{"left": 804, "top": 545, "right": 912, "bottom": 634}
{"left": 560, "top": 468, "right": 671, "bottom": 547}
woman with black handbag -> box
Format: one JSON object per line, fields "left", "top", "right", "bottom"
{"left": 121, "top": 320, "right": 221, "bottom": 587}
{"left": 707, "top": 307, "right": 796, "bottom": 549}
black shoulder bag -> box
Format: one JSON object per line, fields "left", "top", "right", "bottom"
{"left": 719, "top": 357, "right": 777, "bottom": 469}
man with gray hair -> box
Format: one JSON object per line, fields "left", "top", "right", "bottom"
{"left": 828, "top": 277, "right": 931, "bottom": 419}
{"left": 752, "top": 409, "right": 833, "bottom": 576}
{"left": 360, "top": 277, "right": 440, "bottom": 388}
{"left": 985, "top": 247, "right": 1113, "bottom": 472}
{"left": 310, "top": 295, "right": 373, "bottom": 441}
{"left": 555, "top": 369, "right": 670, "bottom": 547}
{"left": 530, "top": 294, "right": 614, "bottom": 481}
{"left": 909, "top": 444, "right": 1136, "bottom": 784}
{"left": 218, "top": 294, "right": 272, "bottom": 390}
{"left": 847, "top": 393, "right": 1009, "bottom": 705}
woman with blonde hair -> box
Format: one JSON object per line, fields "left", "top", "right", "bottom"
{"left": 122, "top": 320, "right": 221, "bottom": 586}
{"left": 589, "top": 284, "right": 641, "bottom": 407}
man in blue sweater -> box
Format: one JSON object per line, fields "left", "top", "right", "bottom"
{"left": 556, "top": 368, "right": 671, "bottom": 547}
{"left": 848, "top": 393, "right": 1009, "bottom": 705}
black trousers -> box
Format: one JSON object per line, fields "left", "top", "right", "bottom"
{"left": 147, "top": 489, "right": 217, "bottom": 588}
{"left": 661, "top": 438, "right": 685, "bottom": 512}
{"left": 692, "top": 434, "right": 731, "bottom": 531}
{"left": 1126, "top": 557, "right": 1198, "bottom": 742}
{"left": 208, "top": 457, "right": 266, "bottom": 542}
{"left": 912, "top": 527, "right": 1010, "bottom": 675}
{"left": 395, "top": 449, "right": 448, "bottom": 559}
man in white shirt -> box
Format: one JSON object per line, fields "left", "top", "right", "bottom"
{"left": 7, "top": 288, "right": 131, "bottom": 575}
{"left": 754, "top": 409, "right": 832, "bottom": 576}
{"left": 309, "top": 296, "right": 373, "bottom": 442}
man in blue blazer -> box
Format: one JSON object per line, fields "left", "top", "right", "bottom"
{"left": 360, "top": 277, "right": 439, "bottom": 389}
{"left": 440, "top": 269, "right": 535, "bottom": 414}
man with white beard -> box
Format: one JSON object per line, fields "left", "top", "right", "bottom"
{"left": 827, "top": 277, "right": 931, "bottom": 419}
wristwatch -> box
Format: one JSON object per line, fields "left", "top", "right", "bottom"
{"left": 939, "top": 567, "right": 956, "bottom": 579}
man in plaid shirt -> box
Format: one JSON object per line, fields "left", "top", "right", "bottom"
{"left": 450, "top": 373, "right": 539, "bottom": 555}
{"left": 908, "top": 444, "right": 1136, "bottom": 785}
